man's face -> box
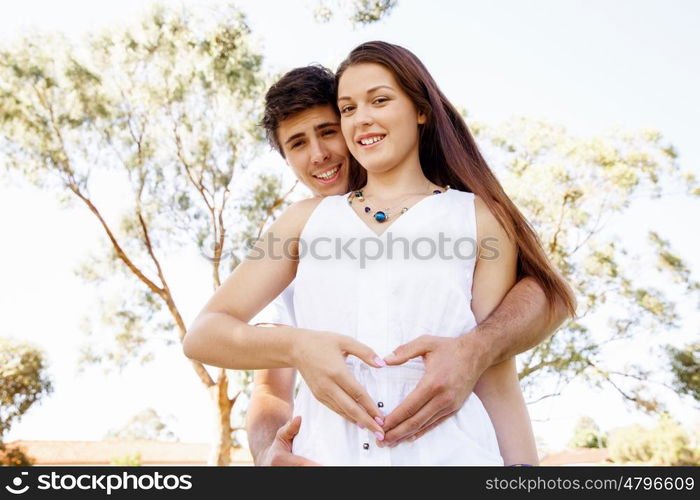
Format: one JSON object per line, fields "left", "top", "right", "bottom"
{"left": 277, "top": 105, "right": 350, "bottom": 197}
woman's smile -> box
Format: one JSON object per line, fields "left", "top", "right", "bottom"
{"left": 356, "top": 133, "right": 387, "bottom": 148}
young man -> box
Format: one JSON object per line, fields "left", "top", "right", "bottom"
{"left": 245, "top": 65, "right": 573, "bottom": 465}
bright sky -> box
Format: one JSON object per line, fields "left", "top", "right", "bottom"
{"left": 1, "top": 0, "right": 699, "bottom": 453}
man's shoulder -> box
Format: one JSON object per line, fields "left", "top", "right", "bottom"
{"left": 274, "top": 197, "right": 325, "bottom": 234}
{"left": 288, "top": 196, "right": 325, "bottom": 214}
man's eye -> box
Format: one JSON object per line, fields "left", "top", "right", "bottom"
{"left": 290, "top": 141, "right": 304, "bottom": 149}
{"left": 322, "top": 129, "right": 336, "bottom": 136}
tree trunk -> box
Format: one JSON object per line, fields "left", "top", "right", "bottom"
{"left": 208, "top": 368, "right": 234, "bottom": 465}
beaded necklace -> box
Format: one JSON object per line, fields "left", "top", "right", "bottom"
{"left": 347, "top": 183, "right": 451, "bottom": 223}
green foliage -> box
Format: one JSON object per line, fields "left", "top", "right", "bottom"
{"left": 0, "top": 337, "right": 53, "bottom": 438}
{"left": 568, "top": 416, "right": 607, "bottom": 448}
{"left": 666, "top": 342, "right": 700, "bottom": 404}
{"left": 650, "top": 232, "right": 700, "bottom": 290}
{"left": 608, "top": 413, "right": 699, "bottom": 465}
{"left": 0, "top": 442, "right": 35, "bottom": 466}
{"left": 77, "top": 287, "right": 174, "bottom": 372}
{"left": 104, "top": 408, "right": 178, "bottom": 442}
{"left": 0, "top": 3, "right": 269, "bottom": 371}
{"left": 228, "top": 173, "right": 288, "bottom": 272}
{"left": 110, "top": 452, "right": 142, "bottom": 466}
{"left": 313, "top": 0, "right": 398, "bottom": 25}
{"left": 473, "top": 116, "right": 700, "bottom": 411}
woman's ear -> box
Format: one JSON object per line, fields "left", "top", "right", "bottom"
{"left": 417, "top": 112, "right": 427, "bottom": 125}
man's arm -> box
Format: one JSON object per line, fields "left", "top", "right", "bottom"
{"left": 467, "top": 275, "right": 572, "bottom": 369}
{"left": 246, "top": 366, "right": 318, "bottom": 465}
{"left": 246, "top": 368, "right": 294, "bottom": 460}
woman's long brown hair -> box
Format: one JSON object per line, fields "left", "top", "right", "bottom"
{"left": 337, "top": 41, "right": 576, "bottom": 317}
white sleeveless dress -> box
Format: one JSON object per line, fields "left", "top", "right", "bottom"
{"left": 290, "top": 188, "right": 503, "bottom": 465}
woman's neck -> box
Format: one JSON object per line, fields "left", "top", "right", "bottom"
{"left": 361, "top": 159, "right": 435, "bottom": 200}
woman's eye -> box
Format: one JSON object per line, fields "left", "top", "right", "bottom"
{"left": 340, "top": 105, "right": 355, "bottom": 114}
{"left": 373, "top": 96, "right": 389, "bottom": 105}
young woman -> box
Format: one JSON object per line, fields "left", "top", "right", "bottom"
{"left": 184, "top": 42, "right": 575, "bottom": 465}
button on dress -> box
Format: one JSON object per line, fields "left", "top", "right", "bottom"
{"left": 289, "top": 189, "right": 503, "bottom": 465}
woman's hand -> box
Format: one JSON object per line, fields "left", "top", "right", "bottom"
{"left": 292, "top": 329, "right": 387, "bottom": 438}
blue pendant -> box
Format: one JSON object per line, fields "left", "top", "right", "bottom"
{"left": 374, "top": 211, "right": 387, "bottom": 223}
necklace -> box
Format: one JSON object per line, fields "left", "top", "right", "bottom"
{"left": 347, "top": 182, "right": 451, "bottom": 223}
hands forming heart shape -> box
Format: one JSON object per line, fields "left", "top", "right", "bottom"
{"left": 293, "top": 330, "right": 488, "bottom": 448}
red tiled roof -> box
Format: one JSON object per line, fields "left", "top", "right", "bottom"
{"left": 6, "top": 441, "right": 611, "bottom": 466}
{"left": 4, "top": 440, "right": 253, "bottom": 466}
{"left": 541, "top": 448, "right": 611, "bottom": 466}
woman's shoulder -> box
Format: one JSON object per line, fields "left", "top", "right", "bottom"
{"left": 472, "top": 193, "right": 487, "bottom": 213}
{"left": 472, "top": 194, "right": 512, "bottom": 243}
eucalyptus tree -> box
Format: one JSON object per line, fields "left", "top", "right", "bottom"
{"left": 0, "top": 4, "right": 285, "bottom": 465}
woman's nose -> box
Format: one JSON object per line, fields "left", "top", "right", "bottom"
{"left": 353, "top": 106, "right": 373, "bottom": 127}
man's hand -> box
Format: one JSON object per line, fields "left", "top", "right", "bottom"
{"left": 379, "top": 334, "right": 490, "bottom": 446}
{"left": 256, "top": 416, "right": 319, "bottom": 466}
{"left": 293, "top": 330, "right": 387, "bottom": 438}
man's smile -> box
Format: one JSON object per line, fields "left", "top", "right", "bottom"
{"left": 312, "top": 163, "right": 342, "bottom": 183}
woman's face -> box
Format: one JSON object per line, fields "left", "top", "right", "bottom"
{"left": 337, "top": 63, "right": 425, "bottom": 175}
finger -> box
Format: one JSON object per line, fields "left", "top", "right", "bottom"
{"left": 322, "top": 367, "right": 385, "bottom": 434}
{"left": 406, "top": 411, "right": 454, "bottom": 443}
{"left": 277, "top": 415, "right": 302, "bottom": 442}
{"left": 332, "top": 388, "right": 385, "bottom": 438}
{"left": 405, "top": 408, "right": 453, "bottom": 442}
{"left": 382, "top": 396, "right": 447, "bottom": 445}
{"left": 270, "top": 451, "right": 321, "bottom": 466}
{"left": 383, "top": 336, "right": 431, "bottom": 365}
{"left": 381, "top": 376, "right": 435, "bottom": 431}
{"left": 315, "top": 386, "right": 378, "bottom": 433}
{"left": 340, "top": 337, "right": 386, "bottom": 369}
{"left": 275, "top": 453, "right": 321, "bottom": 466}
{"left": 335, "top": 371, "right": 385, "bottom": 422}
{"left": 314, "top": 369, "right": 383, "bottom": 427}
{"left": 274, "top": 415, "right": 304, "bottom": 447}
{"left": 315, "top": 393, "right": 353, "bottom": 424}
{"left": 296, "top": 457, "right": 321, "bottom": 466}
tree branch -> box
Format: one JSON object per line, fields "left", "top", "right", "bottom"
{"left": 173, "top": 124, "right": 215, "bottom": 211}
{"left": 135, "top": 210, "right": 214, "bottom": 387}
{"left": 254, "top": 180, "right": 299, "bottom": 242}
{"left": 525, "top": 391, "right": 562, "bottom": 405}
{"left": 69, "top": 187, "right": 164, "bottom": 296}
{"left": 548, "top": 193, "right": 569, "bottom": 255}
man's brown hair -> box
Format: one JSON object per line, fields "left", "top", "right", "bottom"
{"left": 262, "top": 65, "right": 337, "bottom": 156}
